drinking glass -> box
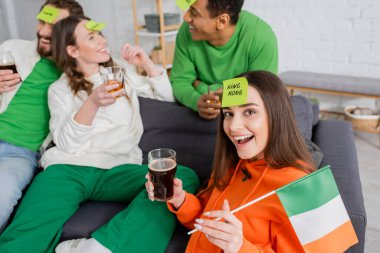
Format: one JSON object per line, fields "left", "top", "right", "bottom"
{"left": 148, "top": 148, "right": 177, "bottom": 201}
{"left": 0, "top": 51, "right": 18, "bottom": 73}
{"left": 100, "top": 66, "right": 125, "bottom": 96}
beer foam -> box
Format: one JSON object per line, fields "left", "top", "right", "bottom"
{"left": 149, "top": 158, "right": 176, "bottom": 172}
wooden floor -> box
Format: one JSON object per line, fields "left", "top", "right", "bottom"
{"left": 354, "top": 131, "right": 380, "bottom": 252}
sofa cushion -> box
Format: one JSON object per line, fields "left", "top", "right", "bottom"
{"left": 138, "top": 98, "right": 218, "bottom": 183}
{"left": 311, "top": 103, "right": 320, "bottom": 126}
{"left": 290, "top": 95, "right": 314, "bottom": 140}
{"left": 61, "top": 201, "right": 127, "bottom": 240}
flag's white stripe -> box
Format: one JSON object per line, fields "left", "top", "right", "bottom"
{"left": 289, "top": 195, "right": 350, "bottom": 245}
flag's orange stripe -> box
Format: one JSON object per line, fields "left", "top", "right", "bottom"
{"left": 303, "top": 221, "right": 358, "bottom": 253}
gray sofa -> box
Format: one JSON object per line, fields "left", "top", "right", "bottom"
{"left": 57, "top": 95, "right": 366, "bottom": 252}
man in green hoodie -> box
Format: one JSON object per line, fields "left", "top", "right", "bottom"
{"left": 170, "top": 0, "right": 278, "bottom": 119}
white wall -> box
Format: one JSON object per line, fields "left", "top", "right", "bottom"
{"left": 244, "top": 0, "right": 380, "bottom": 79}
{"left": 0, "top": 0, "right": 41, "bottom": 40}
{"left": 243, "top": 0, "right": 380, "bottom": 110}
{"left": 0, "top": 7, "right": 10, "bottom": 42}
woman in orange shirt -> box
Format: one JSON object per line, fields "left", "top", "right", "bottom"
{"left": 146, "top": 70, "right": 316, "bottom": 252}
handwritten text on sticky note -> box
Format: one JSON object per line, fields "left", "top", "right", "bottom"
{"left": 36, "top": 6, "right": 59, "bottom": 24}
{"left": 222, "top": 77, "right": 248, "bottom": 107}
{"left": 85, "top": 20, "right": 106, "bottom": 31}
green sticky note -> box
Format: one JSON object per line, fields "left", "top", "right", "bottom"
{"left": 36, "top": 6, "right": 59, "bottom": 24}
{"left": 85, "top": 20, "right": 106, "bottom": 31}
{"left": 222, "top": 77, "right": 249, "bottom": 107}
{"left": 176, "top": 0, "right": 197, "bottom": 11}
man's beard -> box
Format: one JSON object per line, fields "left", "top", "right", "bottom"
{"left": 36, "top": 33, "right": 52, "bottom": 58}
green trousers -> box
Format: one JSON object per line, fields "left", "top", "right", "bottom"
{"left": 0, "top": 163, "right": 199, "bottom": 253}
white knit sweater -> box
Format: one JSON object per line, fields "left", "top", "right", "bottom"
{"left": 40, "top": 67, "right": 174, "bottom": 169}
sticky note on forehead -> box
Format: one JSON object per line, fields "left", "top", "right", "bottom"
{"left": 222, "top": 77, "right": 248, "bottom": 107}
{"left": 176, "top": 0, "right": 197, "bottom": 11}
{"left": 85, "top": 20, "right": 106, "bottom": 31}
{"left": 36, "top": 6, "right": 59, "bottom": 24}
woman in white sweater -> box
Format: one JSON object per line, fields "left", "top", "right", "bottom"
{"left": 1, "top": 16, "right": 199, "bottom": 253}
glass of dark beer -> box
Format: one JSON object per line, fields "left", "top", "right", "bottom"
{"left": 100, "top": 66, "right": 125, "bottom": 97}
{"left": 0, "top": 51, "right": 17, "bottom": 74}
{"left": 148, "top": 148, "right": 177, "bottom": 202}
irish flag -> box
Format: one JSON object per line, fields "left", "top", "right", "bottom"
{"left": 188, "top": 166, "right": 359, "bottom": 252}
{"left": 276, "top": 166, "right": 358, "bottom": 252}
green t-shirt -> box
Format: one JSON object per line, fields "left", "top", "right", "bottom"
{"left": 170, "top": 10, "right": 278, "bottom": 111}
{"left": 0, "top": 58, "right": 62, "bottom": 151}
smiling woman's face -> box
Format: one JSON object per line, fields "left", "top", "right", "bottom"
{"left": 69, "top": 20, "right": 110, "bottom": 66}
{"left": 222, "top": 86, "right": 269, "bottom": 161}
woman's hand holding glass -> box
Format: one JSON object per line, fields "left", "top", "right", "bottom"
{"left": 121, "top": 43, "right": 160, "bottom": 77}
{"left": 74, "top": 80, "right": 125, "bottom": 126}
{"left": 194, "top": 200, "right": 243, "bottom": 253}
{"left": 89, "top": 82, "right": 125, "bottom": 107}
{"left": 145, "top": 174, "right": 187, "bottom": 209}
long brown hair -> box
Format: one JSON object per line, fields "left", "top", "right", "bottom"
{"left": 206, "top": 70, "right": 316, "bottom": 192}
{"left": 51, "top": 16, "right": 113, "bottom": 95}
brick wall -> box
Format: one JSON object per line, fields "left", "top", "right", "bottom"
{"left": 244, "top": 0, "right": 380, "bottom": 110}
{"left": 244, "top": 0, "right": 380, "bottom": 79}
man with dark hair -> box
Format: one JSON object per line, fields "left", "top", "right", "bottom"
{"left": 0, "top": 0, "right": 84, "bottom": 233}
{"left": 171, "top": 0, "right": 278, "bottom": 119}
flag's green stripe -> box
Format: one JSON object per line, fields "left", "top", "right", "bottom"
{"left": 276, "top": 166, "right": 339, "bottom": 217}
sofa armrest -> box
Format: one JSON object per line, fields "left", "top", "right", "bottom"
{"left": 312, "top": 119, "right": 366, "bottom": 253}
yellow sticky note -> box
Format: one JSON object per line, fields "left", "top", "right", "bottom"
{"left": 36, "top": 6, "right": 59, "bottom": 24}
{"left": 176, "top": 0, "right": 197, "bottom": 11}
{"left": 222, "top": 77, "right": 248, "bottom": 107}
{"left": 85, "top": 20, "right": 106, "bottom": 31}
